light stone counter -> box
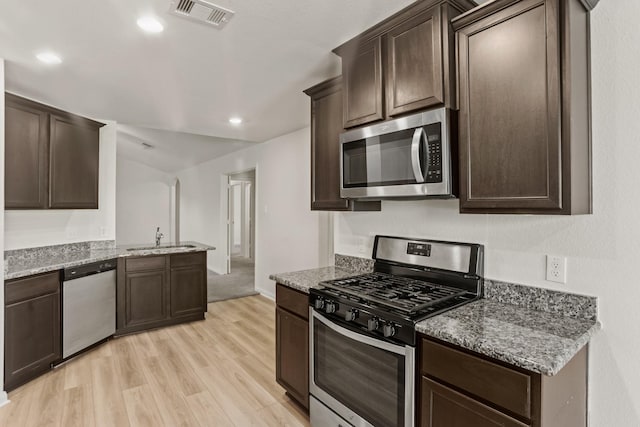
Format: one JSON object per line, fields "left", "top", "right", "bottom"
{"left": 5, "top": 241, "right": 215, "bottom": 280}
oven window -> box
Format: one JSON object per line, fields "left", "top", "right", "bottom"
{"left": 313, "top": 318, "right": 405, "bottom": 427}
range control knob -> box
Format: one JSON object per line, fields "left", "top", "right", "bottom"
{"left": 314, "top": 299, "right": 325, "bottom": 310}
{"left": 367, "top": 318, "right": 379, "bottom": 331}
{"left": 383, "top": 323, "right": 396, "bottom": 338}
{"left": 345, "top": 309, "right": 359, "bottom": 322}
{"left": 325, "top": 301, "right": 337, "bottom": 314}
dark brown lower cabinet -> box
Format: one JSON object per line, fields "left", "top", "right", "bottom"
{"left": 421, "top": 377, "right": 528, "bottom": 427}
{"left": 117, "top": 252, "right": 207, "bottom": 335}
{"left": 419, "top": 337, "right": 588, "bottom": 427}
{"left": 275, "top": 284, "right": 309, "bottom": 409}
{"left": 4, "top": 271, "right": 61, "bottom": 391}
{"left": 170, "top": 252, "right": 207, "bottom": 319}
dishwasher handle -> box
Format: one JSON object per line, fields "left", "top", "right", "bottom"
{"left": 64, "top": 259, "right": 118, "bottom": 281}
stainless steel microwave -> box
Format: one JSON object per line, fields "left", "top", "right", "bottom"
{"left": 340, "top": 108, "right": 456, "bottom": 199}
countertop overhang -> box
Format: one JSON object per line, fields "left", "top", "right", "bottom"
{"left": 5, "top": 241, "right": 215, "bottom": 280}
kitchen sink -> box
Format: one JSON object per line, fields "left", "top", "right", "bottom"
{"left": 126, "top": 244, "right": 197, "bottom": 251}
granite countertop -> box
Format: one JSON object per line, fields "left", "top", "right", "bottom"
{"left": 269, "top": 266, "right": 361, "bottom": 294}
{"left": 5, "top": 241, "right": 215, "bottom": 280}
{"left": 414, "top": 299, "right": 601, "bottom": 376}
{"left": 271, "top": 260, "right": 600, "bottom": 377}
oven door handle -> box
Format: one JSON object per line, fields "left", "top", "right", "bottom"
{"left": 411, "top": 127, "right": 427, "bottom": 184}
{"left": 312, "top": 310, "right": 407, "bottom": 355}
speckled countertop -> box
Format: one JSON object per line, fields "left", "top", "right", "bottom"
{"left": 5, "top": 241, "right": 215, "bottom": 280}
{"left": 414, "top": 299, "right": 600, "bottom": 376}
{"left": 271, "top": 256, "right": 600, "bottom": 376}
{"left": 269, "top": 266, "right": 361, "bottom": 294}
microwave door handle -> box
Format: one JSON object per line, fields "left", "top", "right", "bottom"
{"left": 411, "top": 128, "right": 426, "bottom": 183}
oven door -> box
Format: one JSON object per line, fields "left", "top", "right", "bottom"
{"left": 310, "top": 310, "right": 414, "bottom": 427}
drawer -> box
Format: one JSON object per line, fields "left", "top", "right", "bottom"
{"left": 170, "top": 252, "right": 205, "bottom": 268}
{"left": 125, "top": 255, "right": 166, "bottom": 272}
{"left": 421, "top": 338, "right": 532, "bottom": 419}
{"left": 6, "top": 271, "right": 60, "bottom": 305}
{"left": 276, "top": 283, "right": 309, "bottom": 320}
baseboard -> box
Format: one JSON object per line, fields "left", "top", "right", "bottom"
{"left": 258, "top": 290, "right": 275, "bottom": 301}
{"left": 0, "top": 391, "right": 9, "bottom": 408}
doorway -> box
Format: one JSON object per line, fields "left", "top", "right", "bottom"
{"left": 207, "top": 169, "right": 257, "bottom": 302}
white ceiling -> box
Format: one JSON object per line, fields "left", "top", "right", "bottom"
{"left": 0, "top": 0, "right": 424, "bottom": 171}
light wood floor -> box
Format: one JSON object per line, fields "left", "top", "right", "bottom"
{"left": 0, "top": 295, "right": 310, "bottom": 427}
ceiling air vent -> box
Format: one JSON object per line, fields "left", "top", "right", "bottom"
{"left": 169, "top": 0, "right": 235, "bottom": 29}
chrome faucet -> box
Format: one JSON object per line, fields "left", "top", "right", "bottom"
{"left": 155, "top": 227, "right": 164, "bottom": 246}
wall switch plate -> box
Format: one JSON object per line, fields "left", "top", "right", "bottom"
{"left": 546, "top": 255, "right": 567, "bottom": 283}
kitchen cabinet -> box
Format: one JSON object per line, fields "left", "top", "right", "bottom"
{"left": 454, "top": 0, "right": 593, "bottom": 214}
{"left": 333, "top": 0, "right": 475, "bottom": 129}
{"left": 275, "top": 283, "right": 309, "bottom": 409}
{"left": 48, "top": 113, "right": 100, "bottom": 208}
{"left": 4, "top": 93, "right": 103, "bottom": 210}
{"left": 169, "top": 252, "right": 207, "bottom": 319}
{"left": 116, "top": 252, "right": 207, "bottom": 335}
{"left": 303, "top": 77, "right": 381, "bottom": 212}
{"left": 418, "top": 337, "right": 588, "bottom": 427}
{"left": 4, "top": 95, "right": 49, "bottom": 209}
{"left": 4, "top": 271, "right": 61, "bottom": 391}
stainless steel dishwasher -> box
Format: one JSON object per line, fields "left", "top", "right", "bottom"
{"left": 62, "top": 259, "right": 117, "bottom": 358}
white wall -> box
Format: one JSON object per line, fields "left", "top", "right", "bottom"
{"left": 0, "top": 58, "right": 8, "bottom": 405}
{"left": 4, "top": 120, "right": 117, "bottom": 250}
{"left": 116, "top": 156, "right": 172, "bottom": 245}
{"left": 178, "top": 127, "right": 332, "bottom": 298}
{"left": 334, "top": 2, "right": 639, "bottom": 425}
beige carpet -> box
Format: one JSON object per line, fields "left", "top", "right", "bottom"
{"left": 207, "top": 256, "right": 257, "bottom": 302}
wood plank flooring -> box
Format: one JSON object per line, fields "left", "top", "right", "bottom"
{"left": 0, "top": 296, "right": 310, "bottom": 427}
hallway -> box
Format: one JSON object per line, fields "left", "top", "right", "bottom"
{"left": 207, "top": 257, "right": 257, "bottom": 302}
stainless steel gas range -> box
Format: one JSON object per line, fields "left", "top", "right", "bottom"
{"left": 309, "top": 235, "right": 484, "bottom": 427}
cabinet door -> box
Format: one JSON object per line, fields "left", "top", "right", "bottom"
{"left": 421, "top": 377, "right": 528, "bottom": 427}
{"left": 342, "top": 37, "right": 384, "bottom": 128}
{"left": 457, "top": 0, "right": 562, "bottom": 212}
{"left": 170, "top": 265, "right": 206, "bottom": 318}
{"left": 5, "top": 95, "right": 49, "bottom": 209}
{"left": 49, "top": 113, "right": 100, "bottom": 209}
{"left": 121, "top": 269, "right": 169, "bottom": 329}
{"left": 275, "top": 307, "right": 309, "bottom": 409}
{"left": 5, "top": 275, "right": 61, "bottom": 391}
{"left": 309, "top": 79, "right": 350, "bottom": 210}
{"left": 386, "top": 6, "right": 443, "bottom": 116}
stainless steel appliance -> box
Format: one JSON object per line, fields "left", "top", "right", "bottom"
{"left": 62, "top": 259, "right": 117, "bottom": 359}
{"left": 340, "top": 108, "right": 456, "bottom": 200}
{"left": 309, "top": 236, "right": 484, "bottom": 427}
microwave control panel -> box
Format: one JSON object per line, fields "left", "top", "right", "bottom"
{"left": 424, "top": 123, "right": 442, "bottom": 183}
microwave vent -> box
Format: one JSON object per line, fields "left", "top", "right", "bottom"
{"left": 169, "top": 0, "right": 235, "bottom": 29}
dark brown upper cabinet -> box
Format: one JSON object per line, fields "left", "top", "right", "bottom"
{"left": 5, "top": 93, "right": 103, "bottom": 210}
{"left": 49, "top": 113, "right": 101, "bottom": 208}
{"left": 454, "top": 0, "right": 594, "bottom": 214}
{"left": 334, "top": 0, "right": 476, "bottom": 129}
{"left": 340, "top": 37, "right": 384, "bottom": 128}
{"left": 5, "top": 95, "right": 50, "bottom": 209}
{"left": 303, "top": 77, "right": 381, "bottom": 212}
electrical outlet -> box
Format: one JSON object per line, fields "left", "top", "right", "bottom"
{"left": 546, "top": 255, "right": 567, "bottom": 283}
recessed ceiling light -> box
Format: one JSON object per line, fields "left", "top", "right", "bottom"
{"left": 229, "top": 117, "right": 243, "bottom": 125}
{"left": 36, "top": 52, "right": 62, "bottom": 65}
{"left": 137, "top": 16, "right": 164, "bottom": 33}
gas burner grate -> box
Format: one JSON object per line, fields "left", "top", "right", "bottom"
{"left": 321, "top": 272, "right": 467, "bottom": 314}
